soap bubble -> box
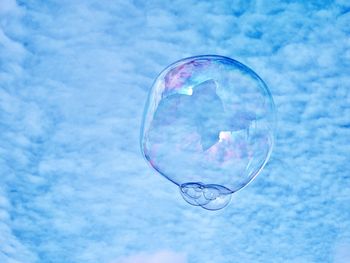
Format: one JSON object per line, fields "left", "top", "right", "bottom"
{"left": 140, "top": 55, "right": 276, "bottom": 210}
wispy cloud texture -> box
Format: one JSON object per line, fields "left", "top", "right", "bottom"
{"left": 0, "top": 0, "right": 349, "bottom": 262}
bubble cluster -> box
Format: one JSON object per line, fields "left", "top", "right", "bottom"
{"left": 140, "top": 55, "right": 275, "bottom": 210}
{"left": 180, "top": 183, "right": 232, "bottom": 210}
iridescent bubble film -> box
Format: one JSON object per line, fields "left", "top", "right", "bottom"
{"left": 140, "top": 55, "right": 276, "bottom": 210}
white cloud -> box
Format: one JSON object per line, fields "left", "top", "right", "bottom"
{"left": 0, "top": 0, "right": 19, "bottom": 15}
{"left": 334, "top": 241, "right": 350, "bottom": 263}
{"left": 116, "top": 250, "right": 187, "bottom": 263}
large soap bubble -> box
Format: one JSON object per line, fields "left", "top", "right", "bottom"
{"left": 140, "top": 55, "right": 276, "bottom": 210}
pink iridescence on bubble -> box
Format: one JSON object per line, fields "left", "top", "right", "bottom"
{"left": 141, "top": 55, "right": 275, "bottom": 210}
{"left": 164, "top": 59, "right": 211, "bottom": 93}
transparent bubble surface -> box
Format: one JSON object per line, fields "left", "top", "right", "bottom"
{"left": 140, "top": 55, "right": 276, "bottom": 210}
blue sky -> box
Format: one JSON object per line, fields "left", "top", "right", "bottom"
{"left": 0, "top": 0, "right": 350, "bottom": 262}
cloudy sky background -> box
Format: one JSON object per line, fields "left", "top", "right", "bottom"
{"left": 0, "top": 0, "right": 350, "bottom": 262}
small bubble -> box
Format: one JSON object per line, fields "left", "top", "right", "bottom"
{"left": 203, "top": 187, "right": 219, "bottom": 200}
